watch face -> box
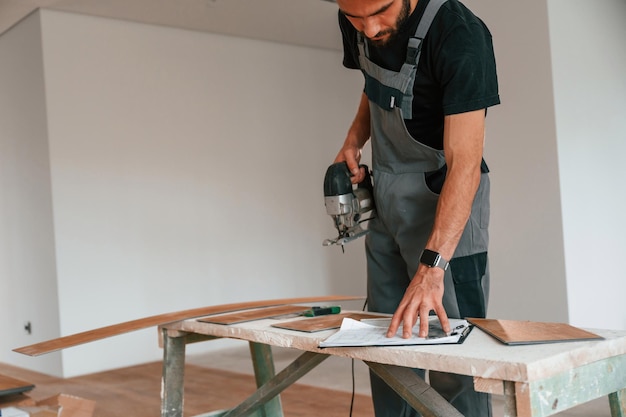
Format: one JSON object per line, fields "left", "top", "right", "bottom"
{"left": 421, "top": 250, "right": 440, "bottom": 266}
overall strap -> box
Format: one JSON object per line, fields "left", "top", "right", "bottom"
{"left": 357, "top": 0, "right": 449, "bottom": 119}
{"left": 405, "top": 0, "right": 448, "bottom": 65}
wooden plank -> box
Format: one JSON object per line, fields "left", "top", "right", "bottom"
{"left": 474, "top": 377, "right": 505, "bottom": 395}
{"left": 518, "top": 355, "right": 626, "bottom": 416}
{"left": 0, "top": 374, "right": 35, "bottom": 396}
{"left": 161, "top": 330, "right": 186, "bottom": 417}
{"left": 503, "top": 381, "right": 519, "bottom": 417}
{"left": 192, "top": 412, "right": 228, "bottom": 417}
{"left": 467, "top": 318, "right": 603, "bottom": 345}
{"left": 609, "top": 388, "right": 625, "bottom": 417}
{"left": 157, "top": 329, "right": 219, "bottom": 349}
{"left": 248, "top": 342, "right": 283, "bottom": 417}
{"left": 13, "top": 295, "right": 363, "bottom": 356}
{"left": 365, "top": 361, "right": 463, "bottom": 417}
{"left": 197, "top": 305, "right": 310, "bottom": 325}
{"left": 271, "top": 312, "right": 388, "bottom": 332}
{"left": 221, "top": 351, "right": 329, "bottom": 417}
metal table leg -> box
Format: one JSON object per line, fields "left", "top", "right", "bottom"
{"left": 162, "top": 329, "right": 187, "bottom": 417}
{"left": 249, "top": 342, "right": 283, "bottom": 417}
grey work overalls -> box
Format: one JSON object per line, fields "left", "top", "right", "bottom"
{"left": 358, "top": 0, "right": 492, "bottom": 416}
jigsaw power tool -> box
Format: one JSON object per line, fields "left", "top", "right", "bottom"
{"left": 322, "top": 162, "right": 375, "bottom": 248}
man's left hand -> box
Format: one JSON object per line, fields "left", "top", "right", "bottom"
{"left": 386, "top": 267, "right": 451, "bottom": 338}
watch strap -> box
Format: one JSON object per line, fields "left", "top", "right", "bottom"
{"left": 420, "top": 249, "right": 450, "bottom": 271}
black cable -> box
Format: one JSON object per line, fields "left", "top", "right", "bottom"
{"left": 349, "top": 358, "right": 356, "bottom": 417}
{"left": 349, "top": 297, "right": 369, "bottom": 417}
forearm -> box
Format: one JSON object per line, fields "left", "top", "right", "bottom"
{"left": 341, "top": 92, "right": 371, "bottom": 152}
{"left": 334, "top": 92, "right": 372, "bottom": 179}
{"left": 427, "top": 160, "right": 481, "bottom": 260}
{"left": 425, "top": 110, "right": 486, "bottom": 260}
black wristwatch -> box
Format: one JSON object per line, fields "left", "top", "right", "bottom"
{"left": 420, "top": 249, "right": 449, "bottom": 271}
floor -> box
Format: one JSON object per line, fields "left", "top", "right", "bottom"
{"left": 0, "top": 359, "right": 374, "bottom": 417}
{"left": 0, "top": 343, "right": 614, "bottom": 416}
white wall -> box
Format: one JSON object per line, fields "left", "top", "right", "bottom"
{"left": 0, "top": 12, "right": 63, "bottom": 375}
{"left": 466, "top": 0, "right": 626, "bottom": 330}
{"left": 548, "top": 0, "right": 626, "bottom": 330}
{"left": 465, "top": 0, "right": 569, "bottom": 323}
{"left": 1, "top": 9, "right": 366, "bottom": 377}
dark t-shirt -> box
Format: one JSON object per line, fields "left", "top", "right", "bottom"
{"left": 339, "top": 0, "right": 500, "bottom": 149}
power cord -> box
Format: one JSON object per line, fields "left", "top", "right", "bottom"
{"left": 349, "top": 358, "right": 355, "bottom": 417}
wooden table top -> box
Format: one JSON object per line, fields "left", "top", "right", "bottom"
{"left": 162, "top": 312, "right": 626, "bottom": 383}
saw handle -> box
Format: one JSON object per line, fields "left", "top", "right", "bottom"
{"left": 357, "top": 164, "right": 374, "bottom": 197}
{"left": 323, "top": 161, "right": 372, "bottom": 196}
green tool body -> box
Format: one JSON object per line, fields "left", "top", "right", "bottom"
{"left": 303, "top": 306, "right": 341, "bottom": 317}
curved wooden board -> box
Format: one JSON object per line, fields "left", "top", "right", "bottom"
{"left": 14, "top": 295, "right": 363, "bottom": 357}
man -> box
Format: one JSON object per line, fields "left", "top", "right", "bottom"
{"left": 333, "top": 0, "right": 499, "bottom": 416}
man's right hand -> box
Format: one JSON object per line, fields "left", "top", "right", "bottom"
{"left": 334, "top": 144, "right": 365, "bottom": 184}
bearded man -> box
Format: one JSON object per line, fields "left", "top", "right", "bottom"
{"left": 332, "top": 0, "right": 500, "bottom": 415}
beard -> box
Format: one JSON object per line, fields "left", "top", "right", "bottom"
{"left": 368, "top": 0, "right": 411, "bottom": 46}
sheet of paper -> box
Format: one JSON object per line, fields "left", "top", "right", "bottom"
{"left": 319, "top": 317, "right": 471, "bottom": 348}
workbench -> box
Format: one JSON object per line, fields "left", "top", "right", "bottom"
{"left": 158, "top": 310, "right": 626, "bottom": 417}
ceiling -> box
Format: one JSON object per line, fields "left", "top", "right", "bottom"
{"left": 0, "top": 0, "right": 342, "bottom": 50}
